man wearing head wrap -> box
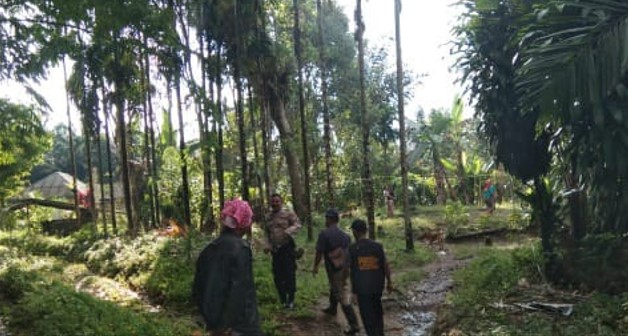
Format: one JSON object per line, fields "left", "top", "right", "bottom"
{"left": 192, "top": 199, "right": 262, "bottom": 336}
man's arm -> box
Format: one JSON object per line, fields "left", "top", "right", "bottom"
{"left": 381, "top": 247, "right": 393, "bottom": 292}
{"left": 384, "top": 261, "right": 393, "bottom": 292}
{"left": 312, "top": 250, "right": 322, "bottom": 275}
{"left": 284, "top": 211, "right": 302, "bottom": 237}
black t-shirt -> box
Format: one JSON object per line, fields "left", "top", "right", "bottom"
{"left": 349, "top": 239, "right": 386, "bottom": 295}
{"left": 316, "top": 225, "right": 351, "bottom": 269}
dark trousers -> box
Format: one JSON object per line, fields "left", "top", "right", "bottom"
{"left": 357, "top": 294, "right": 384, "bottom": 336}
{"left": 272, "top": 239, "right": 296, "bottom": 304}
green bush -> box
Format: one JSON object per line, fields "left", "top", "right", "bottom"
{"left": 143, "top": 243, "right": 195, "bottom": 306}
{"left": 444, "top": 201, "right": 469, "bottom": 236}
{"left": 0, "top": 265, "right": 41, "bottom": 302}
{"left": 84, "top": 234, "right": 164, "bottom": 279}
{"left": 451, "top": 250, "right": 524, "bottom": 307}
{"left": 558, "top": 234, "right": 628, "bottom": 293}
{"left": 8, "top": 280, "right": 193, "bottom": 336}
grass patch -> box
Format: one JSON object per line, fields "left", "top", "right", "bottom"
{"left": 437, "top": 244, "right": 628, "bottom": 335}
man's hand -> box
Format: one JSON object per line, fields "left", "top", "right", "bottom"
{"left": 312, "top": 265, "right": 319, "bottom": 276}
{"left": 387, "top": 282, "right": 395, "bottom": 294}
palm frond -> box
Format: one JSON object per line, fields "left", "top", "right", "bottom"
{"left": 516, "top": 0, "right": 628, "bottom": 121}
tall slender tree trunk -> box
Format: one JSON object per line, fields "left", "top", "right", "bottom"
{"left": 83, "top": 121, "right": 97, "bottom": 226}
{"left": 141, "top": 49, "right": 156, "bottom": 231}
{"left": 114, "top": 96, "right": 134, "bottom": 234}
{"left": 433, "top": 147, "right": 447, "bottom": 205}
{"left": 215, "top": 45, "right": 226, "bottom": 212}
{"left": 95, "top": 123, "right": 108, "bottom": 237}
{"left": 201, "top": 36, "right": 216, "bottom": 233}
{"left": 316, "top": 0, "right": 334, "bottom": 208}
{"left": 144, "top": 41, "right": 161, "bottom": 227}
{"left": 166, "top": 79, "right": 175, "bottom": 147}
{"left": 355, "top": 0, "right": 376, "bottom": 239}
{"left": 394, "top": 0, "right": 413, "bottom": 251}
{"left": 102, "top": 86, "right": 117, "bottom": 234}
{"left": 260, "top": 84, "right": 272, "bottom": 205}
{"left": 254, "top": 1, "right": 272, "bottom": 205}
{"left": 293, "top": 0, "right": 313, "bottom": 240}
{"left": 248, "top": 85, "right": 264, "bottom": 208}
{"left": 533, "top": 176, "right": 558, "bottom": 281}
{"left": 175, "top": 77, "right": 192, "bottom": 227}
{"left": 234, "top": 0, "right": 250, "bottom": 202}
{"left": 62, "top": 57, "right": 81, "bottom": 225}
{"left": 112, "top": 35, "right": 134, "bottom": 235}
{"left": 266, "top": 85, "right": 306, "bottom": 220}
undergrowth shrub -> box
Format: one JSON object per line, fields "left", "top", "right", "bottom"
{"left": 142, "top": 238, "right": 197, "bottom": 307}
{"left": 0, "top": 227, "right": 101, "bottom": 261}
{"left": 444, "top": 201, "right": 469, "bottom": 236}
{"left": 7, "top": 279, "right": 192, "bottom": 335}
{"left": 558, "top": 234, "right": 628, "bottom": 293}
{"left": 0, "top": 265, "right": 42, "bottom": 302}
{"left": 451, "top": 250, "right": 524, "bottom": 308}
{"left": 84, "top": 234, "right": 165, "bottom": 279}
{"left": 441, "top": 243, "right": 628, "bottom": 335}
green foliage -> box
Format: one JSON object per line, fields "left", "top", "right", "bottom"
{"left": 443, "top": 201, "right": 469, "bottom": 236}
{"left": 0, "top": 99, "right": 50, "bottom": 202}
{"left": 507, "top": 208, "right": 531, "bottom": 230}
{"left": 6, "top": 275, "right": 191, "bottom": 335}
{"left": 451, "top": 249, "right": 529, "bottom": 308}
{"left": 143, "top": 239, "right": 196, "bottom": 306}
{"left": 557, "top": 234, "right": 628, "bottom": 293}
{"left": 0, "top": 265, "right": 41, "bottom": 302}
{"left": 84, "top": 234, "right": 165, "bottom": 279}
{"left": 444, "top": 244, "right": 628, "bottom": 335}
{"left": 0, "top": 226, "right": 102, "bottom": 262}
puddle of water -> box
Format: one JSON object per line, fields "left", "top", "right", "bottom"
{"left": 400, "top": 311, "right": 436, "bottom": 336}
{"left": 0, "top": 316, "right": 11, "bottom": 336}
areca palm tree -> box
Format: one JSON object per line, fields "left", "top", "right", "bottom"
{"left": 394, "top": 0, "right": 413, "bottom": 250}
{"left": 356, "top": 0, "right": 376, "bottom": 239}
{"left": 456, "top": 0, "right": 628, "bottom": 280}
{"left": 513, "top": 0, "right": 628, "bottom": 234}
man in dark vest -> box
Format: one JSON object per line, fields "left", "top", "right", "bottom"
{"left": 349, "top": 219, "right": 393, "bottom": 336}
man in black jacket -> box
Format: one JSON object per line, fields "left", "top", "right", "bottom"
{"left": 193, "top": 199, "right": 262, "bottom": 336}
{"left": 349, "top": 219, "right": 393, "bottom": 336}
{"left": 312, "top": 209, "right": 360, "bottom": 335}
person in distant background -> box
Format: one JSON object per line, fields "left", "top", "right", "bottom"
{"left": 482, "top": 178, "right": 497, "bottom": 214}
{"left": 263, "top": 193, "right": 303, "bottom": 309}
{"left": 192, "top": 199, "right": 262, "bottom": 336}
{"left": 384, "top": 186, "right": 395, "bottom": 218}
{"left": 349, "top": 219, "right": 392, "bottom": 336}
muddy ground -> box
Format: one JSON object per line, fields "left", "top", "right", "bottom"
{"left": 279, "top": 247, "right": 471, "bottom": 336}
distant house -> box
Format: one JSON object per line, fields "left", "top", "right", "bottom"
{"left": 23, "top": 171, "right": 89, "bottom": 200}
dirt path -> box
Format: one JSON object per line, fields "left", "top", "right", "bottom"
{"left": 394, "top": 251, "right": 471, "bottom": 335}
{"left": 280, "top": 247, "right": 472, "bottom": 336}
{"left": 0, "top": 317, "right": 10, "bottom": 336}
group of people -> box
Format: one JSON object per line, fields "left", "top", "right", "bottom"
{"left": 193, "top": 195, "right": 392, "bottom": 336}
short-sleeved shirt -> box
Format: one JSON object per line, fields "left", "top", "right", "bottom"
{"left": 349, "top": 238, "right": 387, "bottom": 295}
{"left": 316, "top": 225, "right": 351, "bottom": 269}
{"left": 265, "top": 209, "right": 301, "bottom": 249}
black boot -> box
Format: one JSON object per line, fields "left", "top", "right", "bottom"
{"left": 341, "top": 304, "right": 359, "bottom": 335}
{"left": 284, "top": 292, "right": 295, "bottom": 310}
{"left": 322, "top": 293, "right": 337, "bottom": 316}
